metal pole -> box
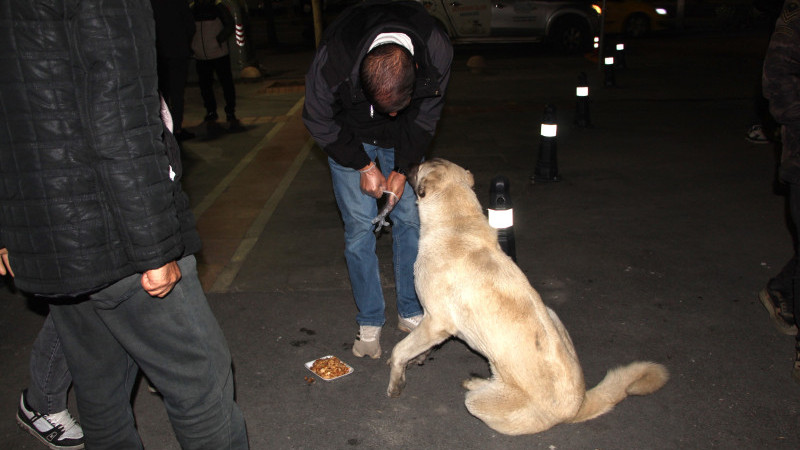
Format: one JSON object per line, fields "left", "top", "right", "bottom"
{"left": 312, "top": 0, "right": 323, "bottom": 48}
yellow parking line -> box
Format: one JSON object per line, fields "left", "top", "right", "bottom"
{"left": 192, "top": 97, "right": 305, "bottom": 219}
{"left": 209, "top": 135, "right": 314, "bottom": 293}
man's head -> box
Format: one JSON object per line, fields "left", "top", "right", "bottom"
{"left": 360, "top": 43, "right": 415, "bottom": 116}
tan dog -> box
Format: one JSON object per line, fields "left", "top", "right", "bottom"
{"left": 386, "top": 158, "right": 668, "bottom": 435}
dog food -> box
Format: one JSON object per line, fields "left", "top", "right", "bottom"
{"left": 307, "top": 355, "right": 352, "bottom": 380}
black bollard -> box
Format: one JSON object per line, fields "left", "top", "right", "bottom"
{"left": 574, "top": 72, "right": 591, "bottom": 128}
{"left": 615, "top": 42, "right": 627, "bottom": 69}
{"left": 489, "top": 176, "right": 516, "bottom": 262}
{"left": 224, "top": 0, "right": 261, "bottom": 79}
{"left": 532, "top": 104, "right": 560, "bottom": 183}
{"left": 603, "top": 56, "right": 616, "bottom": 87}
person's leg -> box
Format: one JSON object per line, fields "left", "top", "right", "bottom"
{"left": 196, "top": 58, "right": 218, "bottom": 119}
{"left": 17, "top": 313, "right": 84, "bottom": 449}
{"left": 51, "top": 256, "right": 248, "bottom": 449}
{"left": 329, "top": 151, "right": 385, "bottom": 328}
{"left": 100, "top": 256, "right": 247, "bottom": 449}
{"left": 375, "top": 148, "right": 423, "bottom": 321}
{"left": 27, "top": 314, "right": 72, "bottom": 414}
{"left": 788, "top": 184, "right": 800, "bottom": 383}
{"left": 167, "top": 57, "right": 190, "bottom": 133}
{"left": 763, "top": 255, "right": 797, "bottom": 335}
{"left": 49, "top": 287, "right": 143, "bottom": 449}
{"left": 212, "top": 55, "right": 237, "bottom": 119}
{"left": 768, "top": 258, "right": 795, "bottom": 297}
{"left": 761, "top": 188, "right": 798, "bottom": 334}
{"left": 157, "top": 55, "right": 171, "bottom": 105}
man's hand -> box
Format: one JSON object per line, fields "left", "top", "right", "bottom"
{"left": 141, "top": 261, "right": 182, "bottom": 298}
{"left": 385, "top": 171, "right": 407, "bottom": 207}
{"left": 0, "top": 248, "right": 14, "bottom": 277}
{"left": 359, "top": 162, "right": 387, "bottom": 198}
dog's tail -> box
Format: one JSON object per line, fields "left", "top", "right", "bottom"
{"left": 569, "top": 361, "right": 669, "bottom": 423}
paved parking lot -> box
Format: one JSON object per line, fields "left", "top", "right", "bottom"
{"left": 2, "top": 26, "right": 799, "bottom": 449}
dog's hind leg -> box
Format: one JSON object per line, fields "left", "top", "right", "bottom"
{"left": 464, "top": 380, "right": 556, "bottom": 435}
{"left": 463, "top": 376, "right": 491, "bottom": 391}
{"left": 387, "top": 319, "right": 450, "bottom": 397}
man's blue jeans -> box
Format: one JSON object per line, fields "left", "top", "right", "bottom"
{"left": 49, "top": 255, "right": 248, "bottom": 449}
{"left": 329, "top": 144, "right": 423, "bottom": 327}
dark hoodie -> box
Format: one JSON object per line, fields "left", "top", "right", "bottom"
{"left": 302, "top": 0, "right": 453, "bottom": 172}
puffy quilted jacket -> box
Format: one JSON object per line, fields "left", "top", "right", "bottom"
{"left": 0, "top": 0, "right": 201, "bottom": 296}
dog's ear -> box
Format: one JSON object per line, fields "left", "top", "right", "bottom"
{"left": 416, "top": 168, "right": 442, "bottom": 199}
{"left": 465, "top": 170, "right": 474, "bottom": 188}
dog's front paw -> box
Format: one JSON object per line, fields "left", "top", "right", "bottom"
{"left": 387, "top": 368, "right": 407, "bottom": 397}
{"left": 387, "top": 379, "right": 406, "bottom": 397}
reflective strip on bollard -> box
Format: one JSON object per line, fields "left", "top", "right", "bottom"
{"left": 488, "top": 208, "right": 514, "bottom": 229}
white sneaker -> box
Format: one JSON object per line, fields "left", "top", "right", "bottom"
{"left": 352, "top": 325, "right": 382, "bottom": 359}
{"left": 16, "top": 390, "right": 84, "bottom": 449}
{"left": 398, "top": 314, "right": 423, "bottom": 333}
{"left": 746, "top": 125, "right": 770, "bottom": 144}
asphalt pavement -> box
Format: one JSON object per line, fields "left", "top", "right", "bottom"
{"left": 2, "top": 22, "right": 799, "bottom": 449}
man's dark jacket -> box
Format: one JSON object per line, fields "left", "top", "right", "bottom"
{"left": 302, "top": 0, "right": 453, "bottom": 172}
{"left": 0, "top": 0, "right": 200, "bottom": 296}
{"left": 151, "top": 0, "right": 196, "bottom": 59}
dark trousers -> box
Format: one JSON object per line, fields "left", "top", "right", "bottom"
{"left": 49, "top": 256, "right": 248, "bottom": 449}
{"left": 27, "top": 315, "right": 71, "bottom": 414}
{"left": 196, "top": 54, "right": 236, "bottom": 118}
{"left": 157, "top": 56, "right": 190, "bottom": 132}
{"left": 769, "top": 183, "right": 800, "bottom": 341}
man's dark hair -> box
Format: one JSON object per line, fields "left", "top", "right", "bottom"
{"left": 360, "top": 43, "right": 416, "bottom": 114}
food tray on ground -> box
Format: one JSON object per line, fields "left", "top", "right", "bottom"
{"left": 304, "top": 355, "right": 354, "bottom": 381}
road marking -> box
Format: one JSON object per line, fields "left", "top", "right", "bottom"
{"left": 202, "top": 97, "right": 315, "bottom": 293}
{"left": 192, "top": 98, "right": 305, "bottom": 219}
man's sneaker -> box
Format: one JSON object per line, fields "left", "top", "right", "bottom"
{"left": 227, "top": 115, "right": 246, "bottom": 133}
{"left": 352, "top": 325, "right": 381, "bottom": 359}
{"left": 398, "top": 314, "right": 423, "bottom": 333}
{"left": 174, "top": 129, "right": 195, "bottom": 141}
{"left": 759, "top": 288, "right": 798, "bottom": 335}
{"left": 746, "top": 125, "right": 771, "bottom": 144}
{"left": 16, "top": 390, "right": 84, "bottom": 450}
{"left": 203, "top": 111, "right": 219, "bottom": 123}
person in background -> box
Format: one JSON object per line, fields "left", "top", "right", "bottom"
{"left": 151, "top": 0, "right": 197, "bottom": 141}
{"left": 759, "top": 0, "right": 800, "bottom": 385}
{"left": 0, "top": 0, "right": 249, "bottom": 447}
{"left": 303, "top": 0, "right": 453, "bottom": 359}
{"left": 191, "top": 0, "right": 245, "bottom": 132}
{"left": 746, "top": 0, "right": 783, "bottom": 144}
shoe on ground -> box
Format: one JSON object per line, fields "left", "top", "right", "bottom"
{"left": 746, "top": 125, "right": 771, "bottom": 144}
{"left": 227, "top": 117, "right": 246, "bottom": 133}
{"left": 352, "top": 325, "right": 381, "bottom": 359}
{"left": 16, "top": 389, "right": 84, "bottom": 450}
{"left": 205, "top": 116, "right": 223, "bottom": 136}
{"left": 174, "top": 129, "right": 195, "bottom": 141}
{"left": 398, "top": 314, "right": 423, "bottom": 333}
{"left": 759, "top": 288, "right": 798, "bottom": 335}
{"left": 203, "top": 111, "right": 219, "bottom": 122}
